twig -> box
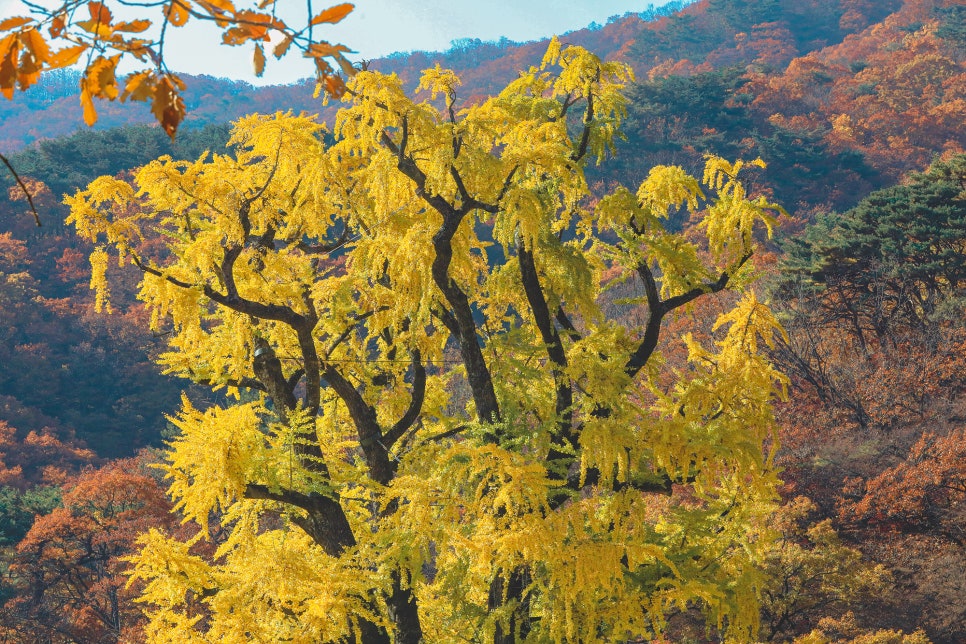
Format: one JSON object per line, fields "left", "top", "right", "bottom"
{"left": 1, "top": 153, "right": 41, "bottom": 227}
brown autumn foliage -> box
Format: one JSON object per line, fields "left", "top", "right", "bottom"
{"left": 771, "top": 336, "right": 966, "bottom": 638}
{"left": 845, "top": 428, "right": 966, "bottom": 545}
{"left": 835, "top": 426, "right": 966, "bottom": 638}
{"left": 0, "top": 176, "right": 198, "bottom": 457}
{"left": 770, "top": 156, "right": 966, "bottom": 641}
{"left": 0, "top": 420, "right": 97, "bottom": 488}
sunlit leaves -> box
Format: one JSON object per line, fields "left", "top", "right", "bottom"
{"left": 0, "top": 17, "right": 32, "bottom": 31}
{"left": 418, "top": 63, "right": 462, "bottom": 105}
{"left": 310, "top": 3, "right": 353, "bottom": 25}
{"left": 88, "top": 246, "right": 111, "bottom": 313}
{"left": 163, "top": 397, "right": 265, "bottom": 534}
{"left": 642, "top": 294, "right": 787, "bottom": 497}
{"left": 252, "top": 42, "right": 265, "bottom": 76}
{"left": 701, "top": 156, "right": 779, "bottom": 262}
{"left": 130, "top": 527, "right": 384, "bottom": 643}
{"left": 150, "top": 73, "right": 187, "bottom": 136}
{"left": 637, "top": 164, "right": 703, "bottom": 216}
{"left": 127, "top": 528, "right": 215, "bottom": 619}
{"left": 165, "top": 1, "right": 190, "bottom": 28}
{"left": 76, "top": 1, "right": 114, "bottom": 36}
{"left": 0, "top": 1, "right": 356, "bottom": 136}
{"left": 67, "top": 41, "right": 787, "bottom": 642}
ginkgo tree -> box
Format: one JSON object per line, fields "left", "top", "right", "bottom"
{"left": 67, "top": 39, "right": 787, "bottom": 644}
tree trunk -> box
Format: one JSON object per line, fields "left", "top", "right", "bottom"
{"left": 489, "top": 568, "right": 531, "bottom": 644}
{"left": 388, "top": 570, "right": 424, "bottom": 644}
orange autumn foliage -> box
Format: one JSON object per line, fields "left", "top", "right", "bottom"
{"left": 0, "top": 1, "right": 356, "bottom": 136}
{"left": 0, "top": 420, "right": 96, "bottom": 488}
{"left": 1, "top": 457, "right": 180, "bottom": 643}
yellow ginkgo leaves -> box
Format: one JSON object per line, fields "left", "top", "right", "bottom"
{"left": 68, "top": 42, "right": 787, "bottom": 643}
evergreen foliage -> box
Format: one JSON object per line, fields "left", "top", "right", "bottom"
{"left": 778, "top": 154, "right": 966, "bottom": 341}
{"left": 615, "top": 68, "right": 880, "bottom": 218}
{"left": 6, "top": 123, "right": 231, "bottom": 200}
{"left": 0, "top": 485, "right": 60, "bottom": 546}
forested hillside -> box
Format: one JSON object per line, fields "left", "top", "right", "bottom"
{"left": 4, "top": 0, "right": 962, "bottom": 215}
{"left": 0, "top": 0, "right": 964, "bottom": 642}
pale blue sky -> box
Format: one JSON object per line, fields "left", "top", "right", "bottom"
{"left": 165, "top": 0, "right": 678, "bottom": 84}
{"left": 0, "top": 1, "right": 676, "bottom": 84}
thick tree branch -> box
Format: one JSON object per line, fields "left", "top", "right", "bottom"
{"left": 450, "top": 165, "right": 475, "bottom": 211}
{"left": 248, "top": 225, "right": 276, "bottom": 251}
{"left": 129, "top": 249, "right": 308, "bottom": 326}
{"left": 474, "top": 166, "right": 520, "bottom": 215}
{"left": 554, "top": 92, "right": 577, "bottom": 121}
{"left": 379, "top": 127, "right": 502, "bottom": 427}
{"left": 571, "top": 81, "right": 597, "bottom": 162}
{"left": 431, "top": 231, "right": 502, "bottom": 426}
{"left": 418, "top": 424, "right": 468, "bottom": 446}
{"left": 253, "top": 337, "right": 298, "bottom": 420}
{"left": 383, "top": 354, "right": 427, "bottom": 449}
{"left": 432, "top": 307, "right": 459, "bottom": 336}
{"left": 380, "top": 130, "right": 458, "bottom": 217}
{"left": 219, "top": 241, "right": 244, "bottom": 301}
{"left": 252, "top": 334, "right": 330, "bottom": 491}
{"left": 624, "top": 252, "right": 752, "bottom": 379}
{"left": 517, "top": 240, "right": 576, "bottom": 472}
{"left": 295, "top": 324, "right": 322, "bottom": 415}
{"left": 323, "top": 365, "right": 397, "bottom": 485}
{"left": 286, "top": 368, "right": 305, "bottom": 392}
{"left": 243, "top": 484, "right": 356, "bottom": 557}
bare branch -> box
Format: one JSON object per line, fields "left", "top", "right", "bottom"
{"left": 323, "top": 309, "right": 384, "bottom": 360}
{"left": 1, "top": 153, "right": 41, "bottom": 227}
{"left": 191, "top": 375, "right": 267, "bottom": 392}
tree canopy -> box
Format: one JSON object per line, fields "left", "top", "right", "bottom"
{"left": 67, "top": 40, "right": 787, "bottom": 643}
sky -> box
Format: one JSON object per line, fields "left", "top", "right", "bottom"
{"left": 0, "top": 1, "right": 676, "bottom": 85}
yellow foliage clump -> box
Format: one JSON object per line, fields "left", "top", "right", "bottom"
{"left": 70, "top": 40, "right": 788, "bottom": 644}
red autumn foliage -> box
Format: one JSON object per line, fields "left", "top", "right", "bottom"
{"left": 842, "top": 427, "right": 966, "bottom": 546}
{"left": 746, "top": 0, "right": 966, "bottom": 183}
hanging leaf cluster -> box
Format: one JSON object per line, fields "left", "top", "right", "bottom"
{"left": 0, "top": 1, "right": 356, "bottom": 136}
